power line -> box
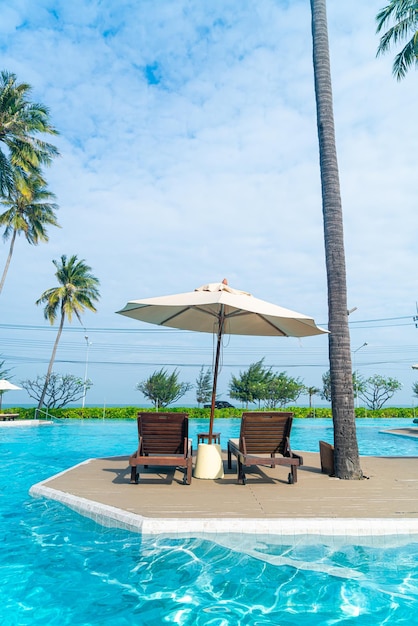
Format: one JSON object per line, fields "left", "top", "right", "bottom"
{"left": 0, "top": 323, "right": 186, "bottom": 333}
{"left": 0, "top": 314, "right": 416, "bottom": 333}
{"left": 348, "top": 315, "right": 413, "bottom": 323}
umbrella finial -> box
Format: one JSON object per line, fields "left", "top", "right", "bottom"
{"left": 222, "top": 278, "right": 228, "bottom": 285}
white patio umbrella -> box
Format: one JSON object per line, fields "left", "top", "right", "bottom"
{"left": 0, "top": 380, "right": 21, "bottom": 391}
{"left": 117, "top": 279, "right": 328, "bottom": 444}
{"left": 0, "top": 379, "right": 21, "bottom": 410}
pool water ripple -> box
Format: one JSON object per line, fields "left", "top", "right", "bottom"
{"left": 1, "top": 418, "right": 418, "bottom": 624}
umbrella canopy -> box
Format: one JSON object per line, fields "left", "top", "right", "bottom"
{"left": 117, "top": 280, "right": 328, "bottom": 442}
{"left": 0, "top": 379, "right": 21, "bottom": 411}
{"left": 0, "top": 380, "right": 21, "bottom": 391}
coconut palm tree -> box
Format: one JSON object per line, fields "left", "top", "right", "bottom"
{"left": 306, "top": 386, "right": 320, "bottom": 410}
{"left": 376, "top": 0, "right": 418, "bottom": 80}
{"left": 35, "top": 255, "right": 100, "bottom": 413}
{"left": 0, "top": 70, "right": 59, "bottom": 194}
{"left": 310, "top": 0, "right": 362, "bottom": 479}
{"left": 0, "top": 172, "right": 59, "bottom": 295}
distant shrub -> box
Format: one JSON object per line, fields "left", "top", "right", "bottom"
{"left": 6, "top": 405, "right": 415, "bottom": 420}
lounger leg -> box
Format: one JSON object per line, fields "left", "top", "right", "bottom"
{"left": 288, "top": 465, "right": 297, "bottom": 484}
{"left": 237, "top": 456, "right": 246, "bottom": 485}
{"left": 183, "top": 460, "right": 192, "bottom": 485}
{"left": 130, "top": 466, "right": 139, "bottom": 484}
{"left": 227, "top": 443, "right": 232, "bottom": 469}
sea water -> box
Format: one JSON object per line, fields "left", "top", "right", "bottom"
{"left": 1, "top": 418, "right": 418, "bottom": 625}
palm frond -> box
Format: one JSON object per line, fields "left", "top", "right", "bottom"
{"left": 0, "top": 169, "right": 59, "bottom": 245}
{"left": 38, "top": 255, "right": 100, "bottom": 325}
{"left": 376, "top": 0, "right": 418, "bottom": 78}
{"left": 0, "top": 70, "right": 60, "bottom": 194}
{"left": 393, "top": 38, "right": 418, "bottom": 78}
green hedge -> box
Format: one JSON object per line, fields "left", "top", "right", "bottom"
{"left": 3, "top": 405, "right": 417, "bottom": 420}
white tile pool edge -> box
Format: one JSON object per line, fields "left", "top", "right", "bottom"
{"left": 0, "top": 419, "right": 54, "bottom": 427}
{"left": 30, "top": 467, "right": 418, "bottom": 540}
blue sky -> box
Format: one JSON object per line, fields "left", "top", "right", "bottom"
{"left": 1, "top": 0, "right": 418, "bottom": 408}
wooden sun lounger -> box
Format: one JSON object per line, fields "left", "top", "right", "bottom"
{"left": 0, "top": 413, "right": 19, "bottom": 421}
{"left": 129, "top": 412, "right": 193, "bottom": 485}
{"left": 319, "top": 440, "right": 335, "bottom": 475}
{"left": 227, "top": 412, "right": 303, "bottom": 485}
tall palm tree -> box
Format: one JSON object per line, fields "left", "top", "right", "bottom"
{"left": 0, "top": 70, "right": 59, "bottom": 194}
{"left": 376, "top": 0, "right": 418, "bottom": 80}
{"left": 0, "top": 172, "right": 59, "bottom": 295}
{"left": 310, "top": 0, "right": 362, "bottom": 479}
{"left": 36, "top": 255, "right": 100, "bottom": 412}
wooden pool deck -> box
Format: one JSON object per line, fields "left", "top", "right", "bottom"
{"left": 29, "top": 428, "right": 418, "bottom": 538}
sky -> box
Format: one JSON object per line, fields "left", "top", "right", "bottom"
{"left": 1, "top": 0, "right": 418, "bottom": 409}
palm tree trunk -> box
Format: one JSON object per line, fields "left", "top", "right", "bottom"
{"left": 0, "top": 230, "right": 17, "bottom": 295}
{"left": 37, "top": 309, "right": 65, "bottom": 413}
{"left": 310, "top": 0, "right": 362, "bottom": 479}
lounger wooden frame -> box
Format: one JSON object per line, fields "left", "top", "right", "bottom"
{"left": 227, "top": 412, "right": 303, "bottom": 485}
{"left": 129, "top": 412, "right": 193, "bottom": 485}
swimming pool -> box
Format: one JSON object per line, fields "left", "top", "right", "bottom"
{"left": 1, "top": 418, "right": 418, "bottom": 625}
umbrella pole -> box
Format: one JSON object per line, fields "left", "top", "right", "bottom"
{"left": 209, "top": 309, "right": 224, "bottom": 445}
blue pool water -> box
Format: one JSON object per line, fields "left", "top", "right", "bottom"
{"left": 1, "top": 418, "right": 418, "bottom": 625}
